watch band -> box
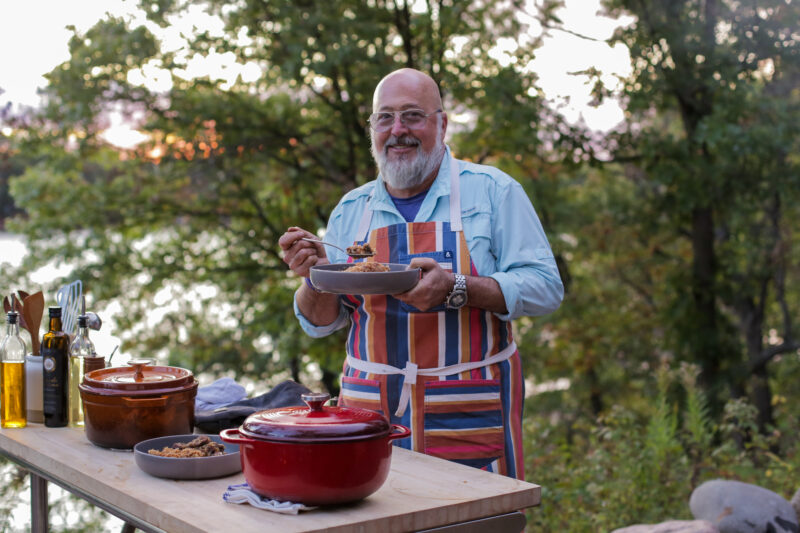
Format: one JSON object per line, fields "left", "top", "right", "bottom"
{"left": 304, "top": 277, "right": 323, "bottom": 293}
{"left": 446, "top": 273, "right": 468, "bottom": 309}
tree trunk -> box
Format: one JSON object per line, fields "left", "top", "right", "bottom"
{"left": 320, "top": 367, "right": 341, "bottom": 400}
{"left": 290, "top": 355, "right": 300, "bottom": 384}
{"left": 588, "top": 365, "right": 604, "bottom": 416}
{"left": 690, "top": 206, "right": 722, "bottom": 410}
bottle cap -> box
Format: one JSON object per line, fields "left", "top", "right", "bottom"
{"left": 6, "top": 311, "right": 18, "bottom": 324}
{"left": 78, "top": 314, "right": 88, "bottom": 328}
{"left": 49, "top": 306, "right": 62, "bottom": 318}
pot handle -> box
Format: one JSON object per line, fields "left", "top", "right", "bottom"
{"left": 122, "top": 395, "right": 167, "bottom": 407}
{"left": 127, "top": 358, "right": 154, "bottom": 381}
{"left": 388, "top": 424, "right": 411, "bottom": 441}
{"left": 220, "top": 428, "right": 257, "bottom": 445}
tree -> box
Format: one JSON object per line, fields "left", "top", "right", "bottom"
{"left": 588, "top": 0, "right": 800, "bottom": 426}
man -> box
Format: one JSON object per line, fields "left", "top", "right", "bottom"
{"left": 278, "top": 68, "right": 563, "bottom": 480}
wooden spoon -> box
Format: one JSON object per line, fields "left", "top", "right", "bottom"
{"left": 23, "top": 291, "right": 45, "bottom": 356}
{"left": 12, "top": 295, "right": 29, "bottom": 332}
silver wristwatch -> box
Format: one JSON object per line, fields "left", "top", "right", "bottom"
{"left": 445, "top": 273, "right": 468, "bottom": 309}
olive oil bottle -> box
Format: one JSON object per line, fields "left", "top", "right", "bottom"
{"left": 42, "top": 306, "right": 69, "bottom": 427}
{"left": 1, "top": 301, "right": 27, "bottom": 428}
{"left": 68, "top": 310, "right": 96, "bottom": 427}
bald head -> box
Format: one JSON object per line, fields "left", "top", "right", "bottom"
{"left": 373, "top": 68, "right": 443, "bottom": 112}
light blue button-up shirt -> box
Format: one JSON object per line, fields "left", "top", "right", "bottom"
{"left": 294, "top": 146, "right": 564, "bottom": 337}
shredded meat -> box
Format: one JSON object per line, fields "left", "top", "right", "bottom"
{"left": 148, "top": 435, "right": 226, "bottom": 458}
{"left": 173, "top": 435, "right": 211, "bottom": 449}
{"left": 345, "top": 262, "right": 390, "bottom": 272}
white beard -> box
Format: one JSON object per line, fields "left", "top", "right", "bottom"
{"left": 371, "top": 128, "right": 445, "bottom": 191}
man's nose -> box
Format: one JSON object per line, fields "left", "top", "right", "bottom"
{"left": 389, "top": 113, "right": 410, "bottom": 136}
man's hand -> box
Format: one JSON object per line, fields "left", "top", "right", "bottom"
{"left": 393, "top": 257, "right": 453, "bottom": 311}
{"left": 278, "top": 226, "right": 330, "bottom": 277}
{"left": 279, "top": 226, "right": 341, "bottom": 326}
{"left": 393, "top": 257, "right": 509, "bottom": 314}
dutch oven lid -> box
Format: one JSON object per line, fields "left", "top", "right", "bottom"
{"left": 241, "top": 392, "right": 391, "bottom": 443}
{"left": 81, "top": 359, "right": 196, "bottom": 396}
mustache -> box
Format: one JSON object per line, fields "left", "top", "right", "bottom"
{"left": 383, "top": 135, "right": 420, "bottom": 153}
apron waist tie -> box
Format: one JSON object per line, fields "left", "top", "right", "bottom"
{"left": 345, "top": 341, "right": 517, "bottom": 417}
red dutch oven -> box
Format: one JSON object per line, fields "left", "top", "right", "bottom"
{"left": 220, "top": 392, "right": 410, "bottom": 505}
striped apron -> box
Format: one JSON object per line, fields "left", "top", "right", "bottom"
{"left": 337, "top": 156, "right": 526, "bottom": 480}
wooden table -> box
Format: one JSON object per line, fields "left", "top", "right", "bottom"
{"left": 0, "top": 424, "right": 539, "bottom": 532}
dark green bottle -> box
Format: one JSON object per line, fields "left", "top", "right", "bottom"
{"left": 42, "top": 306, "right": 69, "bottom": 427}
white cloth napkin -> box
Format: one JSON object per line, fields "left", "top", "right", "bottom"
{"left": 223, "top": 483, "right": 317, "bottom": 515}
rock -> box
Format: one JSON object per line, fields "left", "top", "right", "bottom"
{"left": 690, "top": 479, "right": 799, "bottom": 533}
{"left": 791, "top": 488, "right": 800, "bottom": 523}
{"left": 612, "top": 519, "right": 719, "bottom": 533}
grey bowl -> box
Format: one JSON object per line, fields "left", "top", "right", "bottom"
{"left": 133, "top": 434, "right": 241, "bottom": 480}
{"left": 310, "top": 263, "right": 421, "bottom": 295}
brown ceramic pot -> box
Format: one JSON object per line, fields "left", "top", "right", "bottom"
{"left": 79, "top": 359, "right": 198, "bottom": 449}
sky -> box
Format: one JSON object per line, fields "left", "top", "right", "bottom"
{"left": 0, "top": 0, "right": 633, "bottom": 138}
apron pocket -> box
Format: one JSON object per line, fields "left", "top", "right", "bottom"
{"left": 422, "top": 379, "right": 505, "bottom": 470}
{"left": 339, "top": 376, "right": 385, "bottom": 415}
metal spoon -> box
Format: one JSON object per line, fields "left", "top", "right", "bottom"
{"left": 300, "top": 237, "right": 376, "bottom": 259}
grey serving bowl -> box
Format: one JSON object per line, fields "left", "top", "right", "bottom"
{"left": 133, "top": 434, "right": 241, "bottom": 480}
{"left": 310, "top": 263, "right": 421, "bottom": 295}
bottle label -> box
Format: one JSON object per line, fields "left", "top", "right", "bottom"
{"left": 42, "top": 345, "right": 68, "bottom": 425}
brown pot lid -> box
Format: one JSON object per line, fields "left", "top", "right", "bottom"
{"left": 81, "top": 359, "right": 196, "bottom": 396}
{"left": 241, "top": 392, "right": 391, "bottom": 443}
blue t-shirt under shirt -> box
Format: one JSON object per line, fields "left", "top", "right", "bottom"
{"left": 390, "top": 189, "right": 428, "bottom": 222}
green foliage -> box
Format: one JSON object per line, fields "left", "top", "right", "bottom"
{"left": 525, "top": 361, "right": 800, "bottom": 531}
{"left": 591, "top": 0, "right": 800, "bottom": 417}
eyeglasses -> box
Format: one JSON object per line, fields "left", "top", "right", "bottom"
{"left": 367, "top": 109, "right": 442, "bottom": 132}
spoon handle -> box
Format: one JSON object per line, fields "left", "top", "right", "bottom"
{"left": 299, "top": 237, "right": 348, "bottom": 255}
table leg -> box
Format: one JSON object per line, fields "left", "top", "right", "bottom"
{"left": 30, "top": 472, "right": 48, "bottom": 533}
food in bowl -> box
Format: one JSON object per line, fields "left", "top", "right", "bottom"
{"left": 134, "top": 434, "right": 241, "bottom": 480}
{"left": 345, "top": 262, "right": 390, "bottom": 273}
{"left": 346, "top": 243, "right": 374, "bottom": 255}
{"left": 148, "top": 435, "right": 226, "bottom": 457}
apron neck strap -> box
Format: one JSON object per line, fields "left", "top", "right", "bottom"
{"left": 448, "top": 155, "right": 462, "bottom": 232}
{"left": 356, "top": 153, "right": 462, "bottom": 241}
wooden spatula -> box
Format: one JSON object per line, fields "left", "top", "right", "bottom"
{"left": 23, "top": 291, "right": 45, "bottom": 355}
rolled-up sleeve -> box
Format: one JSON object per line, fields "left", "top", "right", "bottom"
{"left": 485, "top": 179, "right": 564, "bottom": 321}
{"left": 293, "top": 293, "right": 349, "bottom": 337}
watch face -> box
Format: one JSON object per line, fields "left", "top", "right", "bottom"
{"left": 448, "top": 291, "right": 467, "bottom": 308}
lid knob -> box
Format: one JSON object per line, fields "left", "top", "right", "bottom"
{"left": 302, "top": 392, "right": 331, "bottom": 412}
{"left": 127, "top": 358, "right": 154, "bottom": 381}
